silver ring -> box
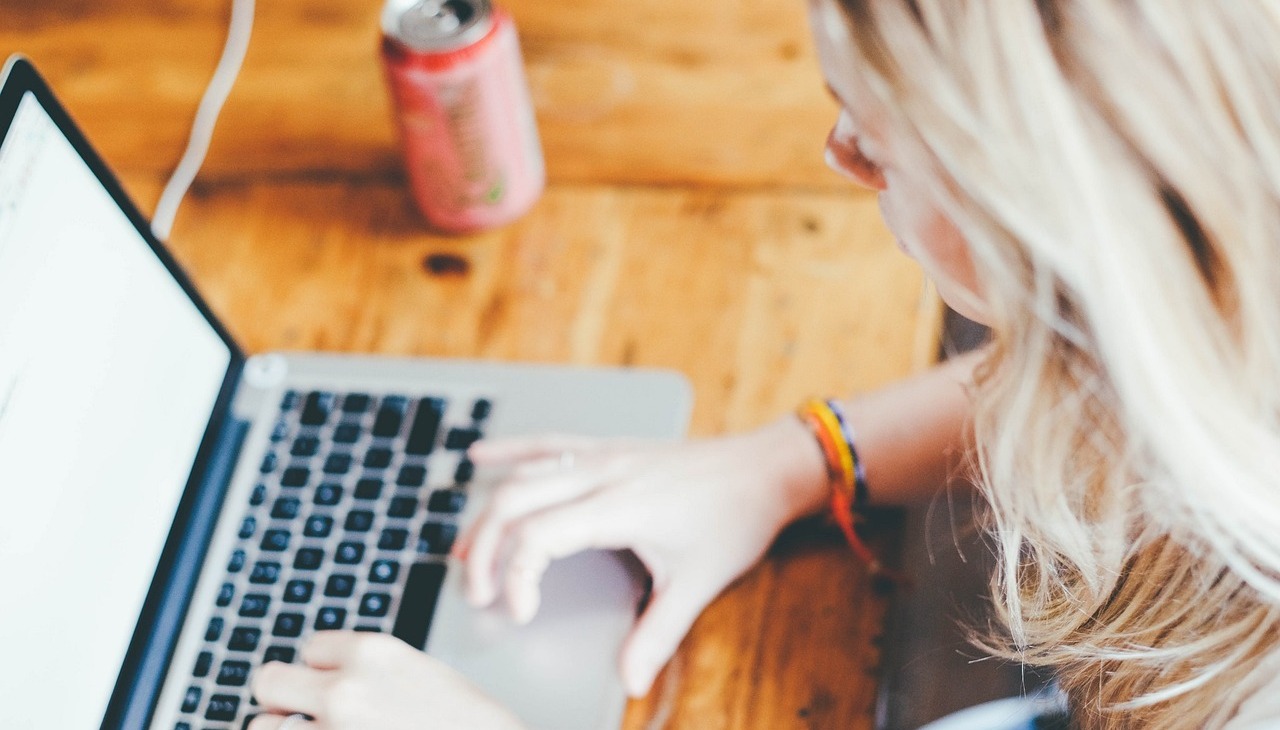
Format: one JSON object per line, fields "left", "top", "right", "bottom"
{"left": 557, "top": 451, "right": 575, "bottom": 471}
{"left": 278, "top": 714, "right": 309, "bottom": 730}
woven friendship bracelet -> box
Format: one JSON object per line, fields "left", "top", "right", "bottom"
{"left": 796, "top": 399, "right": 901, "bottom": 588}
{"left": 825, "top": 399, "right": 870, "bottom": 509}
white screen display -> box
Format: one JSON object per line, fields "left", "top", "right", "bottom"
{"left": 0, "top": 92, "right": 233, "bottom": 728}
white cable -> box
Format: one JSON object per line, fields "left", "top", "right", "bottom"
{"left": 151, "top": 0, "right": 255, "bottom": 241}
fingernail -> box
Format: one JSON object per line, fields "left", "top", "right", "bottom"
{"left": 624, "top": 669, "right": 652, "bottom": 698}
{"left": 512, "top": 590, "right": 538, "bottom": 625}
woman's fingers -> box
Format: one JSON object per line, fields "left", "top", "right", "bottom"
{"left": 246, "top": 714, "right": 318, "bottom": 730}
{"left": 299, "top": 630, "right": 366, "bottom": 670}
{"left": 467, "top": 434, "right": 600, "bottom": 465}
{"left": 250, "top": 662, "right": 328, "bottom": 716}
{"left": 619, "top": 576, "right": 720, "bottom": 698}
{"left": 459, "top": 461, "right": 623, "bottom": 606}
{"left": 499, "top": 494, "right": 635, "bottom": 623}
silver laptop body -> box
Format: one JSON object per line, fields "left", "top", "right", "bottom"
{"left": 0, "top": 55, "right": 691, "bottom": 730}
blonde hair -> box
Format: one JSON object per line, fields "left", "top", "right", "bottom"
{"left": 830, "top": 1, "right": 1280, "bottom": 726}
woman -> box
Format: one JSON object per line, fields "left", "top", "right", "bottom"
{"left": 250, "top": 1, "right": 1280, "bottom": 727}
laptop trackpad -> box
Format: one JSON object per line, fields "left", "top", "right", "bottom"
{"left": 424, "top": 550, "right": 647, "bottom": 730}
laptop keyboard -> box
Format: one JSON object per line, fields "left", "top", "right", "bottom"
{"left": 172, "top": 389, "right": 490, "bottom": 730}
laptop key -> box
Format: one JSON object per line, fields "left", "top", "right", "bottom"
{"left": 363, "top": 447, "right": 393, "bottom": 469}
{"left": 216, "top": 660, "right": 251, "bottom": 687}
{"left": 419, "top": 523, "right": 457, "bottom": 554}
{"left": 333, "top": 423, "right": 361, "bottom": 444}
{"left": 325, "top": 574, "right": 356, "bottom": 598}
{"left": 280, "top": 466, "right": 310, "bottom": 488}
{"left": 249, "top": 561, "right": 281, "bottom": 584}
{"left": 359, "top": 592, "right": 391, "bottom": 617}
{"left": 392, "top": 562, "right": 447, "bottom": 649}
{"left": 372, "top": 401, "right": 406, "bottom": 438}
{"left": 396, "top": 465, "right": 426, "bottom": 488}
{"left": 471, "top": 398, "right": 492, "bottom": 421}
{"left": 294, "top": 548, "right": 324, "bottom": 571}
{"left": 264, "top": 646, "right": 296, "bottom": 664}
{"left": 444, "top": 427, "right": 481, "bottom": 451}
{"left": 239, "top": 594, "right": 271, "bottom": 618}
{"left": 354, "top": 478, "right": 383, "bottom": 500}
{"left": 281, "top": 390, "right": 299, "bottom": 411}
{"left": 369, "top": 560, "right": 399, "bottom": 584}
{"left": 260, "top": 529, "right": 290, "bottom": 552}
{"left": 314, "top": 484, "right": 343, "bottom": 506}
{"left": 273, "top": 613, "right": 304, "bottom": 638}
{"left": 300, "top": 391, "right": 335, "bottom": 426}
{"left": 271, "top": 497, "right": 301, "bottom": 520}
{"left": 378, "top": 528, "right": 408, "bottom": 551}
{"left": 175, "top": 721, "right": 192, "bottom": 730}
{"left": 343, "top": 393, "right": 372, "bottom": 414}
{"left": 249, "top": 484, "right": 267, "bottom": 506}
{"left": 205, "top": 617, "right": 225, "bottom": 642}
{"left": 181, "top": 686, "right": 201, "bottom": 713}
{"left": 454, "top": 459, "right": 475, "bottom": 485}
{"left": 335, "top": 542, "right": 364, "bottom": 564}
{"left": 205, "top": 694, "right": 240, "bottom": 722}
{"left": 228, "top": 627, "right": 261, "bottom": 652}
{"left": 283, "top": 579, "right": 314, "bottom": 604}
{"left": 270, "top": 418, "right": 290, "bottom": 443}
{"left": 303, "top": 515, "right": 333, "bottom": 538}
{"left": 387, "top": 496, "right": 418, "bottom": 518}
{"left": 193, "top": 650, "right": 214, "bottom": 678}
{"left": 227, "top": 549, "right": 247, "bottom": 574}
{"left": 260, "top": 451, "right": 278, "bottom": 474}
{"left": 290, "top": 436, "right": 320, "bottom": 458}
{"left": 315, "top": 607, "right": 347, "bottom": 630}
{"left": 323, "top": 453, "right": 353, "bottom": 475}
{"left": 427, "top": 490, "right": 466, "bottom": 514}
{"left": 345, "top": 510, "right": 375, "bottom": 533}
{"left": 405, "top": 398, "right": 444, "bottom": 455}
{"left": 216, "top": 583, "right": 235, "bottom": 608}
{"left": 238, "top": 517, "right": 257, "bottom": 540}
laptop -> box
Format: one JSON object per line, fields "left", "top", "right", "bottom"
{"left": 0, "top": 55, "right": 691, "bottom": 730}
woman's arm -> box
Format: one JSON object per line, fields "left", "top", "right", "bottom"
{"left": 456, "top": 349, "right": 983, "bottom": 696}
{"left": 771, "top": 347, "right": 984, "bottom": 521}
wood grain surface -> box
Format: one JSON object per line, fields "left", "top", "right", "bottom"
{"left": 3, "top": 0, "right": 941, "bottom": 727}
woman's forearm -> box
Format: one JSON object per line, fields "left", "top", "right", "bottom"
{"left": 768, "top": 348, "right": 985, "bottom": 522}
{"left": 843, "top": 349, "right": 982, "bottom": 506}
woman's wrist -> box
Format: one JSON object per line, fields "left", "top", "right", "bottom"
{"left": 750, "top": 416, "right": 833, "bottom": 523}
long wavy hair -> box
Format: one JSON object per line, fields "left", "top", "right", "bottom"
{"left": 828, "top": 1, "right": 1280, "bottom": 726}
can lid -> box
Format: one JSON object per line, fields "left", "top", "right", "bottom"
{"left": 382, "top": 0, "right": 494, "bottom": 53}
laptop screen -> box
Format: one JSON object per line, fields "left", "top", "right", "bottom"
{"left": 0, "top": 91, "right": 233, "bottom": 727}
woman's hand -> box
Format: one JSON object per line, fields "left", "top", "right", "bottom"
{"left": 455, "top": 418, "right": 829, "bottom": 697}
{"left": 248, "top": 632, "right": 525, "bottom": 730}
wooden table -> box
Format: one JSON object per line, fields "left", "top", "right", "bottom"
{"left": 3, "top": 1, "right": 940, "bottom": 726}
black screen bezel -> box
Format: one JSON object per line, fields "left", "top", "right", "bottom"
{"left": 0, "top": 54, "right": 248, "bottom": 728}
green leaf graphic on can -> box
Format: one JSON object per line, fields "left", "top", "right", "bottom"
{"left": 485, "top": 177, "right": 505, "bottom": 204}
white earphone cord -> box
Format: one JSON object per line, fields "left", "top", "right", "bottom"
{"left": 151, "top": 0, "right": 255, "bottom": 242}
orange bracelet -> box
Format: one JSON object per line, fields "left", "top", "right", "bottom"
{"left": 797, "top": 400, "right": 902, "bottom": 588}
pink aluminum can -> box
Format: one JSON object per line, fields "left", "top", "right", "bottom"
{"left": 381, "top": 0, "right": 545, "bottom": 233}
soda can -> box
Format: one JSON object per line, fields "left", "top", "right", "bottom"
{"left": 380, "top": 0, "right": 546, "bottom": 233}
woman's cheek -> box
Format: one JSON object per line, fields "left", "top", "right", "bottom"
{"left": 876, "top": 190, "right": 917, "bottom": 258}
{"left": 876, "top": 188, "right": 991, "bottom": 323}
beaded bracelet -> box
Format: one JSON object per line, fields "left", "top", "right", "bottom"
{"left": 797, "top": 399, "right": 894, "bottom": 584}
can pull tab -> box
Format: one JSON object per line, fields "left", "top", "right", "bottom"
{"left": 403, "top": 0, "right": 474, "bottom": 37}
